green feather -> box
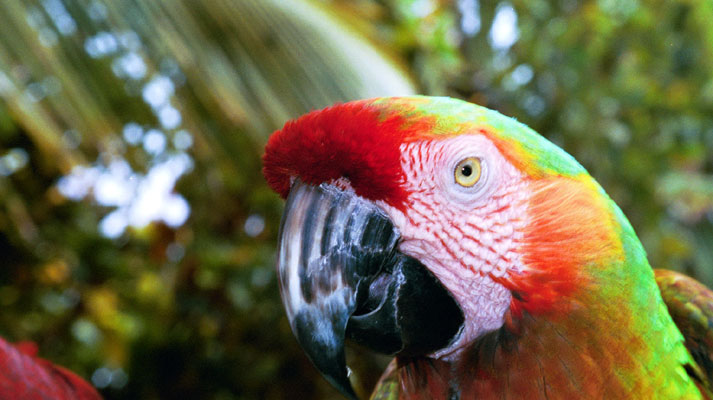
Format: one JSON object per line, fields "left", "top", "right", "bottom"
{"left": 363, "top": 96, "right": 711, "bottom": 399}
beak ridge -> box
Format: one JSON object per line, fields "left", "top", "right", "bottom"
{"left": 277, "top": 181, "right": 398, "bottom": 399}
{"left": 276, "top": 180, "right": 463, "bottom": 399}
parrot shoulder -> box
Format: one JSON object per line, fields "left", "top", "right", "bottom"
{"left": 370, "top": 359, "right": 399, "bottom": 400}
{"left": 0, "top": 337, "right": 102, "bottom": 399}
{"left": 656, "top": 269, "right": 713, "bottom": 397}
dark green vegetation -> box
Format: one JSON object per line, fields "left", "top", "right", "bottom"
{"left": 0, "top": 1, "right": 711, "bottom": 399}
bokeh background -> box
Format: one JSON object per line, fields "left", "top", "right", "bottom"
{"left": 0, "top": 0, "right": 712, "bottom": 399}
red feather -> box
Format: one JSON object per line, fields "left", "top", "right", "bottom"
{"left": 262, "top": 100, "right": 435, "bottom": 210}
{"left": 0, "top": 337, "right": 101, "bottom": 400}
{"left": 492, "top": 177, "right": 621, "bottom": 316}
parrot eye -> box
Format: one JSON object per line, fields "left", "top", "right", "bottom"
{"left": 454, "top": 157, "right": 482, "bottom": 187}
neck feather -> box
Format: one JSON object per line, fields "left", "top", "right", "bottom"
{"left": 396, "top": 178, "right": 701, "bottom": 399}
{"left": 397, "top": 280, "right": 700, "bottom": 399}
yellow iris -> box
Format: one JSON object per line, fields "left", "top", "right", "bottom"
{"left": 454, "top": 157, "right": 481, "bottom": 187}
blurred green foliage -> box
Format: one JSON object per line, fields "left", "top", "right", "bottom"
{"left": 0, "top": 0, "right": 711, "bottom": 399}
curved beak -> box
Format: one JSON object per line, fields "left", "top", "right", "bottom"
{"left": 276, "top": 180, "right": 463, "bottom": 399}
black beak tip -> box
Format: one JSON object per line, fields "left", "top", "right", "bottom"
{"left": 298, "top": 340, "right": 358, "bottom": 400}
{"left": 315, "top": 359, "right": 358, "bottom": 400}
{"left": 293, "top": 311, "right": 358, "bottom": 399}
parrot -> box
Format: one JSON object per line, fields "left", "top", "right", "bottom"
{"left": 262, "top": 96, "right": 713, "bottom": 399}
{"left": 0, "top": 336, "right": 102, "bottom": 399}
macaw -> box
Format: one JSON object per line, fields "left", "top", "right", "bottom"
{"left": 0, "top": 337, "right": 101, "bottom": 399}
{"left": 263, "top": 96, "right": 713, "bottom": 399}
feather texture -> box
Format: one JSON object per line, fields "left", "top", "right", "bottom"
{"left": 263, "top": 96, "right": 713, "bottom": 399}
{"left": 0, "top": 337, "right": 101, "bottom": 400}
{"left": 656, "top": 269, "right": 713, "bottom": 397}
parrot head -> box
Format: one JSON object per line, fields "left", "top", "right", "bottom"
{"left": 263, "top": 96, "right": 626, "bottom": 398}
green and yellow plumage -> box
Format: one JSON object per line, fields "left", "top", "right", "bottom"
{"left": 264, "top": 96, "right": 713, "bottom": 399}
{"left": 368, "top": 97, "right": 709, "bottom": 399}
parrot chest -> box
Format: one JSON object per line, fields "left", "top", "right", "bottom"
{"left": 388, "top": 308, "right": 703, "bottom": 400}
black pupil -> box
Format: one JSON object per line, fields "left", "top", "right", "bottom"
{"left": 461, "top": 164, "right": 472, "bottom": 177}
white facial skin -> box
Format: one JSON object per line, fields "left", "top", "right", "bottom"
{"left": 377, "top": 134, "right": 529, "bottom": 359}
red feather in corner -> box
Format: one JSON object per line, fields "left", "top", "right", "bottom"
{"left": 0, "top": 337, "right": 101, "bottom": 400}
